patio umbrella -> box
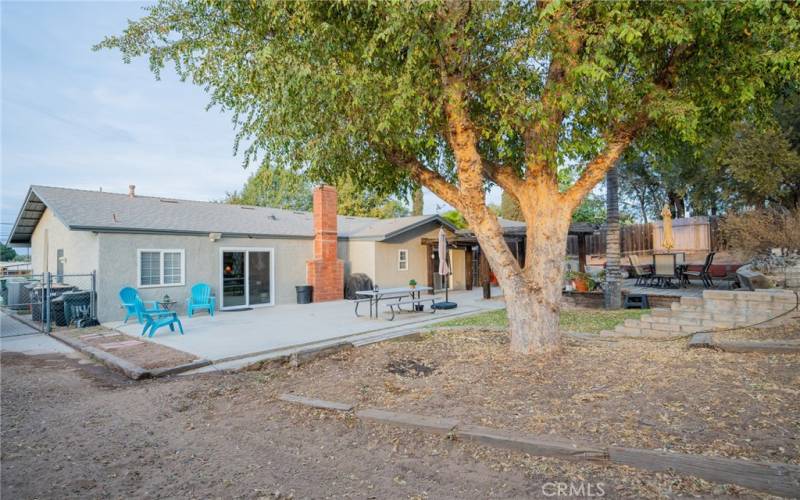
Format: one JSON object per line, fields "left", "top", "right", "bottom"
{"left": 661, "top": 203, "right": 675, "bottom": 251}
{"left": 433, "top": 228, "right": 457, "bottom": 309}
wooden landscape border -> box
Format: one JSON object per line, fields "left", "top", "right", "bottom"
{"left": 279, "top": 394, "right": 800, "bottom": 498}
{"left": 689, "top": 332, "right": 800, "bottom": 354}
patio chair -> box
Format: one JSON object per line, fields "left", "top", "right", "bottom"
{"left": 187, "top": 283, "right": 215, "bottom": 317}
{"left": 652, "top": 254, "right": 678, "bottom": 288}
{"left": 119, "top": 286, "right": 162, "bottom": 324}
{"left": 134, "top": 297, "right": 184, "bottom": 337}
{"left": 628, "top": 255, "right": 653, "bottom": 286}
{"left": 682, "top": 252, "right": 716, "bottom": 288}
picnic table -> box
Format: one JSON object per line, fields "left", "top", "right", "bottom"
{"left": 354, "top": 286, "right": 433, "bottom": 319}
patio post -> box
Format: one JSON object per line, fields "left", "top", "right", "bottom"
{"left": 479, "top": 249, "right": 491, "bottom": 299}
{"left": 465, "top": 247, "right": 473, "bottom": 290}
{"left": 44, "top": 271, "right": 52, "bottom": 333}
{"left": 577, "top": 234, "right": 587, "bottom": 274}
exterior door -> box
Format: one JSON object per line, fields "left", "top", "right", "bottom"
{"left": 220, "top": 249, "right": 274, "bottom": 309}
{"left": 248, "top": 251, "right": 271, "bottom": 306}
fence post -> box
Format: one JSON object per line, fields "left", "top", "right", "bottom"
{"left": 44, "top": 271, "right": 52, "bottom": 333}
{"left": 91, "top": 270, "right": 97, "bottom": 322}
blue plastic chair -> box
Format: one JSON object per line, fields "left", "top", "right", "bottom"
{"left": 134, "top": 297, "right": 184, "bottom": 338}
{"left": 119, "top": 286, "right": 162, "bottom": 324}
{"left": 186, "top": 283, "right": 215, "bottom": 317}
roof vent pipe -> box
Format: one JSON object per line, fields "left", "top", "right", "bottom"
{"left": 128, "top": 185, "right": 136, "bottom": 198}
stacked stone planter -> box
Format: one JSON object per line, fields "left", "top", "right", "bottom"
{"left": 601, "top": 289, "right": 798, "bottom": 339}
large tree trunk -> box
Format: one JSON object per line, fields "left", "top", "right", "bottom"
{"left": 668, "top": 191, "right": 686, "bottom": 218}
{"left": 605, "top": 166, "right": 622, "bottom": 309}
{"left": 413, "top": 71, "right": 641, "bottom": 356}
{"left": 464, "top": 186, "right": 570, "bottom": 355}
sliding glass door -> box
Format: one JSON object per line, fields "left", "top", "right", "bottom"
{"left": 220, "top": 248, "right": 274, "bottom": 309}
{"left": 248, "top": 251, "right": 271, "bottom": 306}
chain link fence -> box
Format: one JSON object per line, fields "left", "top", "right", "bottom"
{"left": 0, "top": 271, "right": 97, "bottom": 335}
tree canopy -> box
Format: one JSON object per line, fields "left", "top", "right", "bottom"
{"left": 225, "top": 165, "right": 313, "bottom": 211}
{"left": 225, "top": 165, "right": 408, "bottom": 218}
{"left": 97, "top": 1, "right": 799, "bottom": 198}
{"left": 0, "top": 243, "right": 17, "bottom": 262}
{"left": 98, "top": 0, "right": 800, "bottom": 354}
{"left": 617, "top": 88, "right": 800, "bottom": 220}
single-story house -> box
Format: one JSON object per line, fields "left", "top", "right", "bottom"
{"left": 7, "top": 185, "right": 470, "bottom": 322}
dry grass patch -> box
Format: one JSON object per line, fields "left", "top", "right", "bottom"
{"left": 280, "top": 328, "right": 800, "bottom": 467}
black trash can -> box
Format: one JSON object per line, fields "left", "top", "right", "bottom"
{"left": 51, "top": 296, "right": 68, "bottom": 327}
{"left": 295, "top": 285, "right": 313, "bottom": 304}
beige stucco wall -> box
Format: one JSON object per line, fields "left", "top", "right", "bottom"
{"left": 30, "top": 208, "right": 99, "bottom": 276}
{"left": 31, "top": 210, "right": 462, "bottom": 321}
{"left": 96, "top": 233, "right": 313, "bottom": 322}
{"left": 449, "top": 248, "right": 466, "bottom": 290}
{"left": 373, "top": 228, "right": 433, "bottom": 289}
{"left": 341, "top": 240, "right": 376, "bottom": 280}
{"left": 370, "top": 227, "right": 466, "bottom": 291}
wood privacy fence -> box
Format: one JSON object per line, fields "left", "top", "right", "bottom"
{"left": 652, "top": 216, "right": 712, "bottom": 253}
{"left": 567, "top": 216, "right": 719, "bottom": 257}
{"left": 567, "top": 223, "right": 654, "bottom": 256}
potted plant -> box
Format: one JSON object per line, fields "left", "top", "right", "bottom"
{"left": 566, "top": 271, "right": 594, "bottom": 293}
{"left": 408, "top": 279, "right": 417, "bottom": 290}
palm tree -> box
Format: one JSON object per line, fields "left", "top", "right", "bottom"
{"left": 411, "top": 185, "right": 424, "bottom": 216}
{"left": 605, "top": 165, "right": 622, "bottom": 309}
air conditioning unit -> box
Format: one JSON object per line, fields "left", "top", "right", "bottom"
{"left": 5, "top": 279, "right": 30, "bottom": 311}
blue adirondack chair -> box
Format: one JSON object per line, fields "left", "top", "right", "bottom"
{"left": 134, "top": 297, "right": 184, "bottom": 337}
{"left": 186, "top": 283, "right": 215, "bottom": 317}
{"left": 119, "top": 286, "right": 163, "bottom": 324}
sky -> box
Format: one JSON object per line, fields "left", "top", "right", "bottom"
{"left": 2, "top": 1, "right": 490, "bottom": 246}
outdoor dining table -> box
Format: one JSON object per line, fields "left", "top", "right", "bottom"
{"left": 355, "top": 286, "right": 433, "bottom": 318}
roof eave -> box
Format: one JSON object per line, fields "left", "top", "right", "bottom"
{"left": 72, "top": 226, "right": 316, "bottom": 240}
{"left": 6, "top": 187, "right": 39, "bottom": 246}
{"left": 375, "top": 215, "right": 458, "bottom": 242}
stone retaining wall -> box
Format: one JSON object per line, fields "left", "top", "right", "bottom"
{"left": 601, "top": 289, "right": 798, "bottom": 338}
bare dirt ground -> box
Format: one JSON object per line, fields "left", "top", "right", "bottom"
{"left": 284, "top": 328, "right": 799, "bottom": 464}
{"left": 2, "top": 326, "right": 798, "bottom": 498}
{"left": 711, "top": 323, "right": 800, "bottom": 342}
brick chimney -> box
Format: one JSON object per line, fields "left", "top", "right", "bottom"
{"left": 306, "top": 185, "right": 344, "bottom": 301}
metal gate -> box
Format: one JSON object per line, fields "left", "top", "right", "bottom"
{"left": 0, "top": 271, "right": 97, "bottom": 335}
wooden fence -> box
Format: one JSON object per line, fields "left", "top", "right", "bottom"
{"left": 652, "top": 216, "right": 712, "bottom": 253}
{"left": 566, "top": 216, "right": 725, "bottom": 257}
{"left": 567, "top": 223, "right": 653, "bottom": 256}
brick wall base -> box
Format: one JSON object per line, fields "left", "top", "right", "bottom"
{"left": 306, "top": 259, "right": 344, "bottom": 302}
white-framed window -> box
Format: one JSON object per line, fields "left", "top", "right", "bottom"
{"left": 137, "top": 249, "right": 185, "bottom": 287}
{"left": 398, "top": 249, "right": 409, "bottom": 271}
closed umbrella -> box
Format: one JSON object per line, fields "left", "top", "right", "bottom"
{"left": 438, "top": 228, "right": 450, "bottom": 277}
{"left": 433, "top": 227, "right": 457, "bottom": 309}
{"left": 661, "top": 203, "right": 674, "bottom": 251}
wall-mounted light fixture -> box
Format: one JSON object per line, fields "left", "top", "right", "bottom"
{"left": 209, "top": 232, "right": 222, "bottom": 242}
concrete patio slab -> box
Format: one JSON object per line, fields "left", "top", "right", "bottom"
{"left": 0, "top": 311, "right": 76, "bottom": 356}
{"left": 106, "top": 288, "right": 505, "bottom": 366}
